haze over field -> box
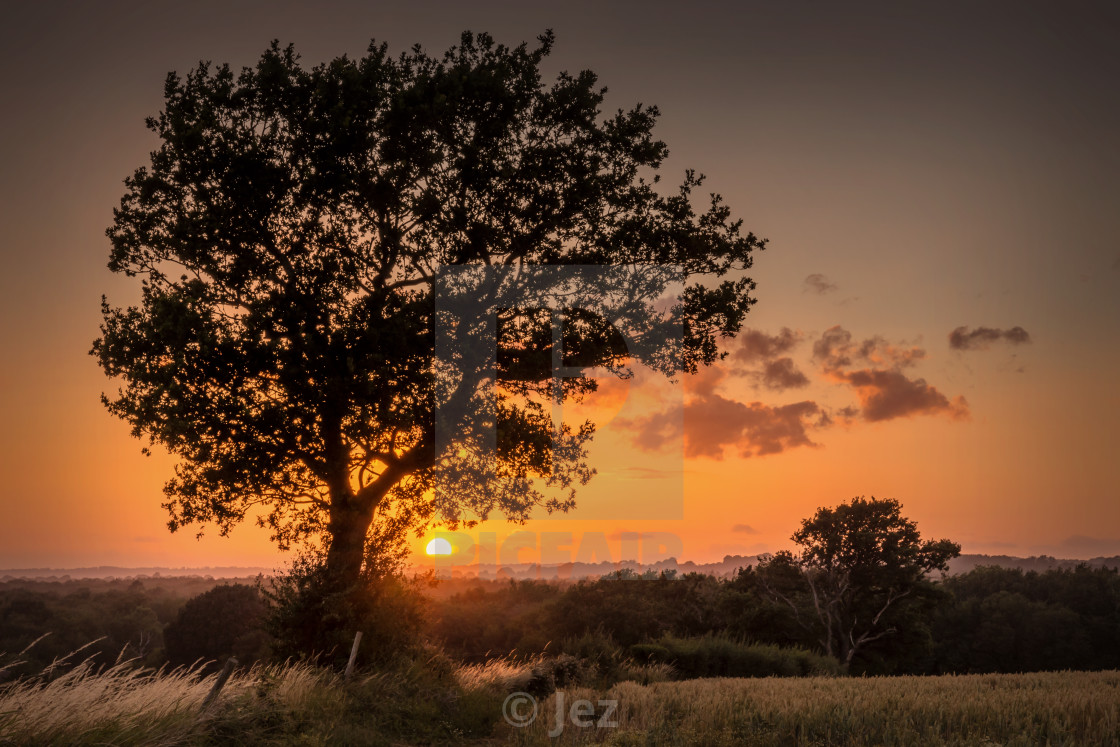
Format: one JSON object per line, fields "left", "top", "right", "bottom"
{"left": 1, "top": 0, "right": 1118, "bottom": 570}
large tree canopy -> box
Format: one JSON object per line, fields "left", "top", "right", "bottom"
{"left": 93, "top": 31, "right": 765, "bottom": 587}
{"left": 757, "top": 497, "right": 961, "bottom": 672}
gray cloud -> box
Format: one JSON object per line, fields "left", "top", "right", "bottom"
{"left": 734, "top": 327, "right": 801, "bottom": 362}
{"left": 685, "top": 394, "right": 825, "bottom": 458}
{"left": 759, "top": 357, "right": 810, "bottom": 390}
{"left": 814, "top": 325, "right": 968, "bottom": 423}
{"left": 618, "top": 405, "right": 684, "bottom": 453}
{"left": 949, "top": 325, "right": 1032, "bottom": 351}
{"left": 620, "top": 324, "right": 968, "bottom": 456}
{"left": 617, "top": 392, "right": 826, "bottom": 460}
{"left": 731, "top": 524, "right": 759, "bottom": 534}
{"left": 732, "top": 328, "right": 810, "bottom": 392}
{"left": 832, "top": 368, "right": 969, "bottom": 422}
{"left": 803, "top": 273, "right": 838, "bottom": 295}
{"left": 813, "top": 325, "right": 925, "bottom": 370}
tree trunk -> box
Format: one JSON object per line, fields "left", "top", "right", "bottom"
{"left": 837, "top": 628, "right": 854, "bottom": 674}
{"left": 324, "top": 494, "right": 375, "bottom": 591}
{"left": 319, "top": 427, "right": 430, "bottom": 593}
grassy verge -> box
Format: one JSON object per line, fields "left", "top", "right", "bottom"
{"left": 0, "top": 654, "right": 512, "bottom": 746}
{"left": 3, "top": 656, "right": 1118, "bottom": 745}
{"left": 510, "top": 670, "right": 1120, "bottom": 746}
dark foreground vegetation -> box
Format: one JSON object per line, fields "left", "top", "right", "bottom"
{"left": 1, "top": 498, "right": 1115, "bottom": 745}
{"left": 2, "top": 556, "right": 1120, "bottom": 744}
{"left": 3, "top": 561, "right": 1119, "bottom": 682}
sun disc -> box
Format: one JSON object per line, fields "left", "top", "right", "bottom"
{"left": 425, "top": 537, "right": 453, "bottom": 556}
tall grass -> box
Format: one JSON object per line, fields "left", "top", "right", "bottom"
{"left": 0, "top": 657, "right": 332, "bottom": 746}
{"left": 513, "top": 670, "right": 1120, "bottom": 746}
{"left": 455, "top": 655, "right": 542, "bottom": 692}
{"left": 5, "top": 648, "right": 1118, "bottom": 745}
{"left": 0, "top": 650, "right": 517, "bottom": 745}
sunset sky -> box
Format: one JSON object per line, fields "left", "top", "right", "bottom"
{"left": 1, "top": 1, "right": 1117, "bottom": 571}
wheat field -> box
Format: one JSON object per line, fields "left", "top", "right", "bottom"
{"left": 2, "top": 658, "right": 1118, "bottom": 745}
{"left": 512, "top": 671, "right": 1120, "bottom": 746}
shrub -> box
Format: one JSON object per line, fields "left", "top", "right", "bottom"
{"left": 263, "top": 550, "right": 429, "bottom": 670}
{"left": 163, "top": 584, "right": 269, "bottom": 670}
{"left": 632, "top": 634, "right": 841, "bottom": 679}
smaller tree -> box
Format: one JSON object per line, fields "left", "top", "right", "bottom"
{"left": 756, "top": 496, "right": 959, "bottom": 672}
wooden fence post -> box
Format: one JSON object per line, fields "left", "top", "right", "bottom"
{"left": 200, "top": 657, "right": 238, "bottom": 713}
{"left": 344, "top": 631, "right": 363, "bottom": 679}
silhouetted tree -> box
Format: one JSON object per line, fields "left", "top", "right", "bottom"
{"left": 756, "top": 496, "right": 960, "bottom": 672}
{"left": 92, "top": 30, "right": 765, "bottom": 615}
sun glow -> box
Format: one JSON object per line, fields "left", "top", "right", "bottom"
{"left": 425, "top": 537, "right": 453, "bottom": 556}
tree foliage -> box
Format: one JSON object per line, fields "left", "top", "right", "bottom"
{"left": 92, "top": 30, "right": 765, "bottom": 592}
{"left": 756, "top": 496, "right": 960, "bottom": 671}
{"left": 930, "top": 564, "right": 1120, "bottom": 673}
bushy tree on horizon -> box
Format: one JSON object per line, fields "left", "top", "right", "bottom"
{"left": 756, "top": 496, "right": 960, "bottom": 672}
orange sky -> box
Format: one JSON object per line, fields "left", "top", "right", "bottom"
{"left": 1, "top": 1, "right": 1118, "bottom": 570}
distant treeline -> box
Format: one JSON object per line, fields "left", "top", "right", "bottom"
{"left": 5, "top": 553, "right": 1117, "bottom": 583}
{"left": 0, "top": 577, "right": 263, "bottom": 678}
{"left": 2, "top": 565, "right": 1118, "bottom": 679}
{"left": 432, "top": 563, "right": 1120, "bottom": 675}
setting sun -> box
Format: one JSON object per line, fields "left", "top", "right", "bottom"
{"left": 425, "top": 537, "right": 453, "bottom": 556}
{"left": 0, "top": 6, "right": 1118, "bottom": 744}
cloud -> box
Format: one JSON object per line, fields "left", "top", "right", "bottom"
{"left": 686, "top": 363, "right": 729, "bottom": 397}
{"left": 814, "top": 325, "right": 968, "bottom": 423}
{"left": 813, "top": 325, "right": 925, "bottom": 370}
{"left": 618, "top": 391, "right": 827, "bottom": 460}
{"left": 733, "top": 328, "right": 801, "bottom": 362}
{"left": 619, "top": 405, "right": 684, "bottom": 453}
{"left": 730, "top": 328, "right": 809, "bottom": 392}
{"left": 620, "top": 325, "right": 969, "bottom": 457}
{"left": 832, "top": 368, "right": 969, "bottom": 422}
{"left": 685, "top": 394, "right": 826, "bottom": 459}
{"left": 803, "top": 273, "right": 838, "bottom": 295}
{"left": 759, "top": 357, "right": 810, "bottom": 390}
{"left": 949, "top": 325, "right": 1032, "bottom": 351}
{"left": 731, "top": 524, "right": 759, "bottom": 534}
